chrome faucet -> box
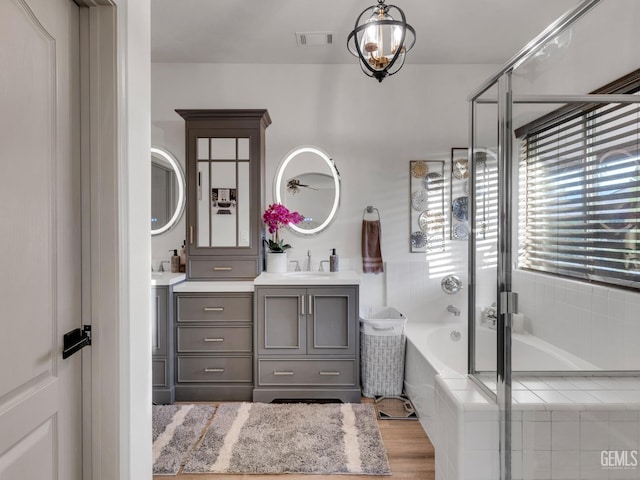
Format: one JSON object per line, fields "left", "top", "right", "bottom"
{"left": 319, "top": 260, "right": 330, "bottom": 272}
{"left": 159, "top": 260, "right": 171, "bottom": 272}
{"left": 289, "top": 260, "right": 301, "bottom": 271}
{"left": 447, "top": 305, "right": 460, "bottom": 317}
{"left": 306, "top": 250, "right": 312, "bottom": 271}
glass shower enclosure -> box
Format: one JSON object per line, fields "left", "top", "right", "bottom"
{"left": 468, "top": 1, "right": 640, "bottom": 479}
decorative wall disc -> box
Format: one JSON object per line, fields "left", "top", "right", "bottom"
{"left": 418, "top": 210, "right": 444, "bottom": 233}
{"left": 411, "top": 161, "right": 428, "bottom": 178}
{"left": 411, "top": 231, "right": 428, "bottom": 248}
{"left": 422, "top": 172, "right": 444, "bottom": 191}
{"left": 452, "top": 196, "right": 469, "bottom": 221}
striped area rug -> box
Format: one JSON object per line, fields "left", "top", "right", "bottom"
{"left": 183, "top": 402, "right": 391, "bottom": 475}
{"left": 152, "top": 404, "right": 215, "bottom": 475}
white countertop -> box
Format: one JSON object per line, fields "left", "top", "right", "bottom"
{"left": 173, "top": 281, "right": 255, "bottom": 292}
{"left": 254, "top": 270, "right": 361, "bottom": 286}
{"left": 150, "top": 272, "right": 186, "bottom": 286}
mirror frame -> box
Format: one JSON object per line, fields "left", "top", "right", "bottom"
{"left": 151, "top": 146, "right": 186, "bottom": 236}
{"left": 274, "top": 145, "right": 340, "bottom": 235}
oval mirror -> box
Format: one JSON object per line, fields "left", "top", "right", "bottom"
{"left": 151, "top": 146, "right": 185, "bottom": 236}
{"left": 274, "top": 146, "right": 340, "bottom": 235}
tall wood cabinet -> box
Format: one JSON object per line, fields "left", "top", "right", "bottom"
{"left": 176, "top": 109, "right": 271, "bottom": 281}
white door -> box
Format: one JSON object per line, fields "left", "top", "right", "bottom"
{"left": 0, "top": 0, "right": 83, "bottom": 478}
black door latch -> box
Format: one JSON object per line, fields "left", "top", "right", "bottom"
{"left": 62, "top": 325, "right": 92, "bottom": 359}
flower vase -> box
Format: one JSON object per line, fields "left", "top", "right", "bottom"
{"left": 266, "top": 251, "right": 288, "bottom": 273}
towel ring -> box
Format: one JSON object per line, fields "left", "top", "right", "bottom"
{"left": 363, "top": 205, "right": 380, "bottom": 221}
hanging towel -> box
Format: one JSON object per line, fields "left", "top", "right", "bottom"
{"left": 362, "top": 219, "right": 384, "bottom": 274}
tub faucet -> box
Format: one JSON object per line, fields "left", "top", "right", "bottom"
{"left": 447, "top": 305, "right": 460, "bottom": 317}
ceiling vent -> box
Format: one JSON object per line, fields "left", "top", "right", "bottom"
{"left": 295, "top": 31, "right": 334, "bottom": 47}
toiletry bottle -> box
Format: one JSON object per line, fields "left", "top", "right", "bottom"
{"left": 179, "top": 242, "right": 186, "bottom": 273}
{"left": 329, "top": 248, "right": 339, "bottom": 272}
{"left": 170, "top": 249, "right": 180, "bottom": 273}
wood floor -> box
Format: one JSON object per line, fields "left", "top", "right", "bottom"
{"left": 154, "top": 398, "right": 436, "bottom": 480}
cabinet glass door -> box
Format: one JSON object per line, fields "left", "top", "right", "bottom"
{"left": 196, "top": 136, "right": 251, "bottom": 248}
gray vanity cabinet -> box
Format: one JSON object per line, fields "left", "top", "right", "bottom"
{"left": 254, "top": 285, "right": 360, "bottom": 403}
{"left": 174, "top": 292, "right": 254, "bottom": 401}
{"left": 152, "top": 285, "right": 175, "bottom": 404}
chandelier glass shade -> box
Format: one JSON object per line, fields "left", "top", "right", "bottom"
{"left": 347, "top": 0, "right": 416, "bottom": 82}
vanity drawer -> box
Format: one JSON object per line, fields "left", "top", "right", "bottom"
{"left": 177, "top": 326, "right": 252, "bottom": 353}
{"left": 189, "top": 259, "right": 258, "bottom": 279}
{"left": 257, "top": 359, "right": 356, "bottom": 387}
{"left": 177, "top": 356, "right": 252, "bottom": 383}
{"left": 177, "top": 295, "right": 252, "bottom": 322}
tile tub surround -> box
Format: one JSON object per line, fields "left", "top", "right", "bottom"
{"left": 403, "top": 319, "right": 599, "bottom": 445}
{"left": 434, "top": 374, "right": 640, "bottom": 480}
{"left": 513, "top": 269, "right": 640, "bottom": 371}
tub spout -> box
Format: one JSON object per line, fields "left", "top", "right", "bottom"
{"left": 447, "top": 305, "right": 460, "bottom": 317}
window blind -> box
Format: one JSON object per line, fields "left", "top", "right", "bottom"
{"left": 518, "top": 78, "right": 640, "bottom": 289}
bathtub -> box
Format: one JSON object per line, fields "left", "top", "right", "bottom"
{"left": 403, "top": 320, "right": 598, "bottom": 440}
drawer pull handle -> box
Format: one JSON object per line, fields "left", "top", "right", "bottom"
{"left": 204, "top": 368, "right": 224, "bottom": 373}
{"left": 319, "top": 371, "right": 341, "bottom": 376}
{"left": 204, "top": 338, "right": 224, "bottom": 342}
{"left": 273, "top": 371, "right": 294, "bottom": 376}
{"left": 213, "top": 267, "right": 232, "bottom": 271}
{"left": 203, "top": 307, "right": 224, "bottom": 312}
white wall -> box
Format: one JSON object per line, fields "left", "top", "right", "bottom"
{"left": 151, "top": 62, "right": 498, "bottom": 322}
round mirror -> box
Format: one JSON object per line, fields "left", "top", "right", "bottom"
{"left": 274, "top": 146, "right": 340, "bottom": 235}
{"left": 151, "top": 146, "right": 185, "bottom": 236}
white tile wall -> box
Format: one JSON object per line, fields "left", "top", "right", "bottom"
{"left": 434, "top": 375, "right": 499, "bottom": 480}
{"left": 512, "top": 270, "right": 640, "bottom": 370}
{"left": 436, "top": 374, "right": 640, "bottom": 480}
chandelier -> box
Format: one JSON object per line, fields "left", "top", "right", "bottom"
{"left": 347, "top": 0, "right": 416, "bottom": 82}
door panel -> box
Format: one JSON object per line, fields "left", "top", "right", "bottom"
{"left": 257, "top": 288, "right": 306, "bottom": 354}
{"left": 307, "top": 288, "right": 356, "bottom": 355}
{"left": 0, "top": 0, "right": 81, "bottom": 478}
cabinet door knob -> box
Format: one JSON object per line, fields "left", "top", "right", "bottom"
{"left": 300, "top": 295, "right": 305, "bottom": 316}
{"left": 204, "top": 338, "right": 224, "bottom": 342}
{"left": 308, "top": 295, "right": 313, "bottom": 315}
{"left": 204, "top": 368, "right": 224, "bottom": 373}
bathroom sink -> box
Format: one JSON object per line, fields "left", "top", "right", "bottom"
{"left": 151, "top": 272, "right": 164, "bottom": 277}
{"left": 285, "top": 271, "right": 334, "bottom": 278}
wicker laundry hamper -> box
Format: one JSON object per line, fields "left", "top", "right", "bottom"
{"left": 360, "top": 307, "right": 407, "bottom": 398}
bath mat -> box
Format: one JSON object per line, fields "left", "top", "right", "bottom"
{"left": 152, "top": 404, "right": 215, "bottom": 475}
{"left": 183, "top": 402, "right": 391, "bottom": 475}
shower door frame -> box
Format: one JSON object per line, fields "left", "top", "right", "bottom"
{"left": 467, "top": 2, "right": 607, "bottom": 479}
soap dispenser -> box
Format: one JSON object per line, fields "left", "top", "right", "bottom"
{"left": 170, "top": 249, "right": 180, "bottom": 273}
{"left": 329, "top": 248, "right": 339, "bottom": 272}
{"left": 179, "top": 242, "right": 186, "bottom": 273}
